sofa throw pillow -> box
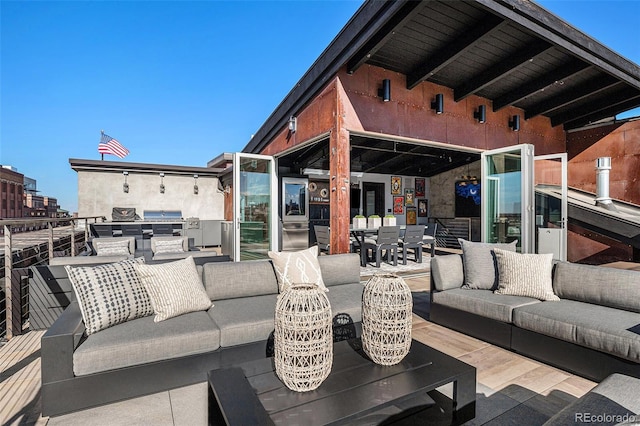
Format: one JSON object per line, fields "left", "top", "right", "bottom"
{"left": 458, "top": 239, "right": 518, "bottom": 290}
{"left": 153, "top": 239, "right": 185, "bottom": 254}
{"left": 134, "top": 256, "right": 212, "bottom": 322}
{"left": 493, "top": 248, "right": 559, "bottom": 301}
{"left": 268, "top": 245, "right": 328, "bottom": 292}
{"left": 94, "top": 238, "right": 131, "bottom": 257}
{"left": 65, "top": 258, "right": 152, "bottom": 335}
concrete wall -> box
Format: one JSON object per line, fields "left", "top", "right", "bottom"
{"left": 77, "top": 170, "right": 224, "bottom": 220}
{"left": 429, "top": 161, "right": 481, "bottom": 218}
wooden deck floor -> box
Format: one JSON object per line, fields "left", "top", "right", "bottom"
{"left": 0, "top": 273, "right": 596, "bottom": 425}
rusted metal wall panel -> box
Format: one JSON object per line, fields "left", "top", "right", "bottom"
{"left": 568, "top": 120, "right": 640, "bottom": 205}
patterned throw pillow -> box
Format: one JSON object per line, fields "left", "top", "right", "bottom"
{"left": 134, "top": 256, "right": 212, "bottom": 322}
{"left": 153, "top": 239, "right": 185, "bottom": 254}
{"left": 267, "top": 246, "right": 328, "bottom": 292}
{"left": 65, "top": 258, "right": 152, "bottom": 335}
{"left": 493, "top": 248, "right": 559, "bottom": 301}
{"left": 94, "top": 239, "right": 131, "bottom": 257}
{"left": 458, "top": 239, "right": 518, "bottom": 290}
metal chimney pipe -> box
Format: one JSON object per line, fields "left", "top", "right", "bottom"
{"left": 595, "top": 157, "right": 616, "bottom": 211}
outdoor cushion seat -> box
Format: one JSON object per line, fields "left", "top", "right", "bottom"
{"left": 513, "top": 300, "right": 640, "bottom": 363}
{"left": 543, "top": 373, "right": 640, "bottom": 425}
{"left": 73, "top": 311, "right": 220, "bottom": 376}
{"left": 207, "top": 294, "right": 279, "bottom": 347}
{"left": 325, "top": 283, "right": 364, "bottom": 324}
{"left": 431, "top": 288, "right": 540, "bottom": 323}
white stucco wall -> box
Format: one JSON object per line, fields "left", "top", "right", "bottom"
{"left": 77, "top": 170, "right": 224, "bottom": 220}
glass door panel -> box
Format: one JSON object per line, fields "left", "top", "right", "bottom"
{"left": 233, "top": 153, "right": 277, "bottom": 261}
{"left": 481, "top": 144, "right": 534, "bottom": 253}
{"left": 534, "top": 154, "right": 567, "bottom": 261}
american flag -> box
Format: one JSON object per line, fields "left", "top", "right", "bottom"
{"left": 98, "top": 132, "right": 129, "bottom": 159}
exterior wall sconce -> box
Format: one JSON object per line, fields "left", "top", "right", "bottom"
{"left": 431, "top": 93, "right": 444, "bottom": 114}
{"left": 159, "top": 172, "right": 165, "bottom": 194}
{"left": 193, "top": 174, "right": 199, "bottom": 195}
{"left": 509, "top": 115, "right": 521, "bottom": 131}
{"left": 123, "top": 171, "right": 129, "bottom": 193}
{"left": 474, "top": 105, "right": 486, "bottom": 123}
{"left": 378, "top": 79, "right": 391, "bottom": 102}
{"left": 288, "top": 116, "right": 297, "bottom": 133}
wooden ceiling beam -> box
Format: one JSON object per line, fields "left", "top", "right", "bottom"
{"left": 492, "top": 60, "right": 591, "bottom": 111}
{"left": 453, "top": 39, "right": 553, "bottom": 102}
{"left": 525, "top": 75, "right": 620, "bottom": 119}
{"left": 406, "top": 15, "right": 504, "bottom": 90}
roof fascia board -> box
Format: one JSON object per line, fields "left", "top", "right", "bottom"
{"left": 475, "top": 0, "right": 640, "bottom": 87}
{"left": 243, "top": 0, "right": 409, "bottom": 155}
{"left": 68, "top": 158, "right": 222, "bottom": 175}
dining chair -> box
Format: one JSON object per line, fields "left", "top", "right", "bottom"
{"left": 314, "top": 225, "right": 330, "bottom": 254}
{"left": 423, "top": 223, "right": 438, "bottom": 257}
{"left": 361, "top": 225, "right": 400, "bottom": 267}
{"left": 399, "top": 225, "right": 426, "bottom": 264}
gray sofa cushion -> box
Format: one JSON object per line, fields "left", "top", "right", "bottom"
{"left": 431, "top": 254, "right": 464, "bottom": 291}
{"left": 325, "top": 283, "right": 363, "bottom": 323}
{"left": 554, "top": 262, "right": 640, "bottom": 313}
{"left": 207, "top": 294, "right": 278, "bottom": 347}
{"left": 73, "top": 311, "right": 220, "bottom": 376}
{"left": 544, "top": 373, "right": 640, "bottom": 425}
{"left": 458, "top": 239, "right": 518, "bottom": 290}
{"left": 432, "top": 288, "right": 540, "bottom": 323}
{"left": 317, "top": 253, "right": 361, "bottom": 287}
{"left": 202, "top": 260, "right": 278, "bottom": 300}
{"left": 513, "top": 300, "right": 640, "bottom": 362}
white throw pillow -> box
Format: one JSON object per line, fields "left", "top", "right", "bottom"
{"left": 94, "top": 239, "right": 131, "bottom": 257}
{"left": 268, "top": 246, "right": 328, "bottom": 292}
{"left": 134, "top": 256, "right": 212, "bottom": 322}
{"left": 153, "top": 239, "right": 185, "bottom": 254}
{"left": 493, "top": 248, "right": 559, "bottom": 301}
{"left": 65, "top": 258, "right": 152, "bottom": 335}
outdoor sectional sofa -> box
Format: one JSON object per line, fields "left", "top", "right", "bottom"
{"left": 40, "top": 252, "right": 364, "bottom": 417}
{"left": 430, "top": 251, "right": 640, "bottom": 383}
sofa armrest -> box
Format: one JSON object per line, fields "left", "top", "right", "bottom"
{"left": 430, "top": 254, "right": 464, "bottom": 292}
{"left": 41, "top": 302, "right": 86, "bottom": 383}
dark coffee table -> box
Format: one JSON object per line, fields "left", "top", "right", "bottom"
{"left": 208, "top": 338, "right": 476, "bottom": 425}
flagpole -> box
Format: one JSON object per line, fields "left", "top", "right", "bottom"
{"left": 100, "top": 130, "right": 104, "bottom": 161}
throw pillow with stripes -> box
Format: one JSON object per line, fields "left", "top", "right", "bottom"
{"left": 493, "top": 248, "right": 559, "bottom": 301}
{"left": 134, "top": 256, "right": 212, "bottom": 322}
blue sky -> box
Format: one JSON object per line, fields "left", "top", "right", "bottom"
{"left": 2, "top": 1, "right": 639, "bottom": 214}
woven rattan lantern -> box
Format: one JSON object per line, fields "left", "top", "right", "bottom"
{"left": 274, "top": 283, "right": 333, "bottom": 392}
{"left": 362, "top": 273, "right": 413, "bottom": 365}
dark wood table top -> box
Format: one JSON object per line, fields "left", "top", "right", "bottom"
{"left": 208, "top": 338, "right": 476, "bottom": 425}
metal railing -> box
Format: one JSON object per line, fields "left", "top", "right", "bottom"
{"left": 430, "top": 217, "right": 472, "bottom": 248}
{"left": 1, "top": 216, "right": 105, "bottom": 341}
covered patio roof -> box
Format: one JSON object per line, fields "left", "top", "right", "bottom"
{"left": 244, "top": 0, "right": 640, "bottom": 155}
